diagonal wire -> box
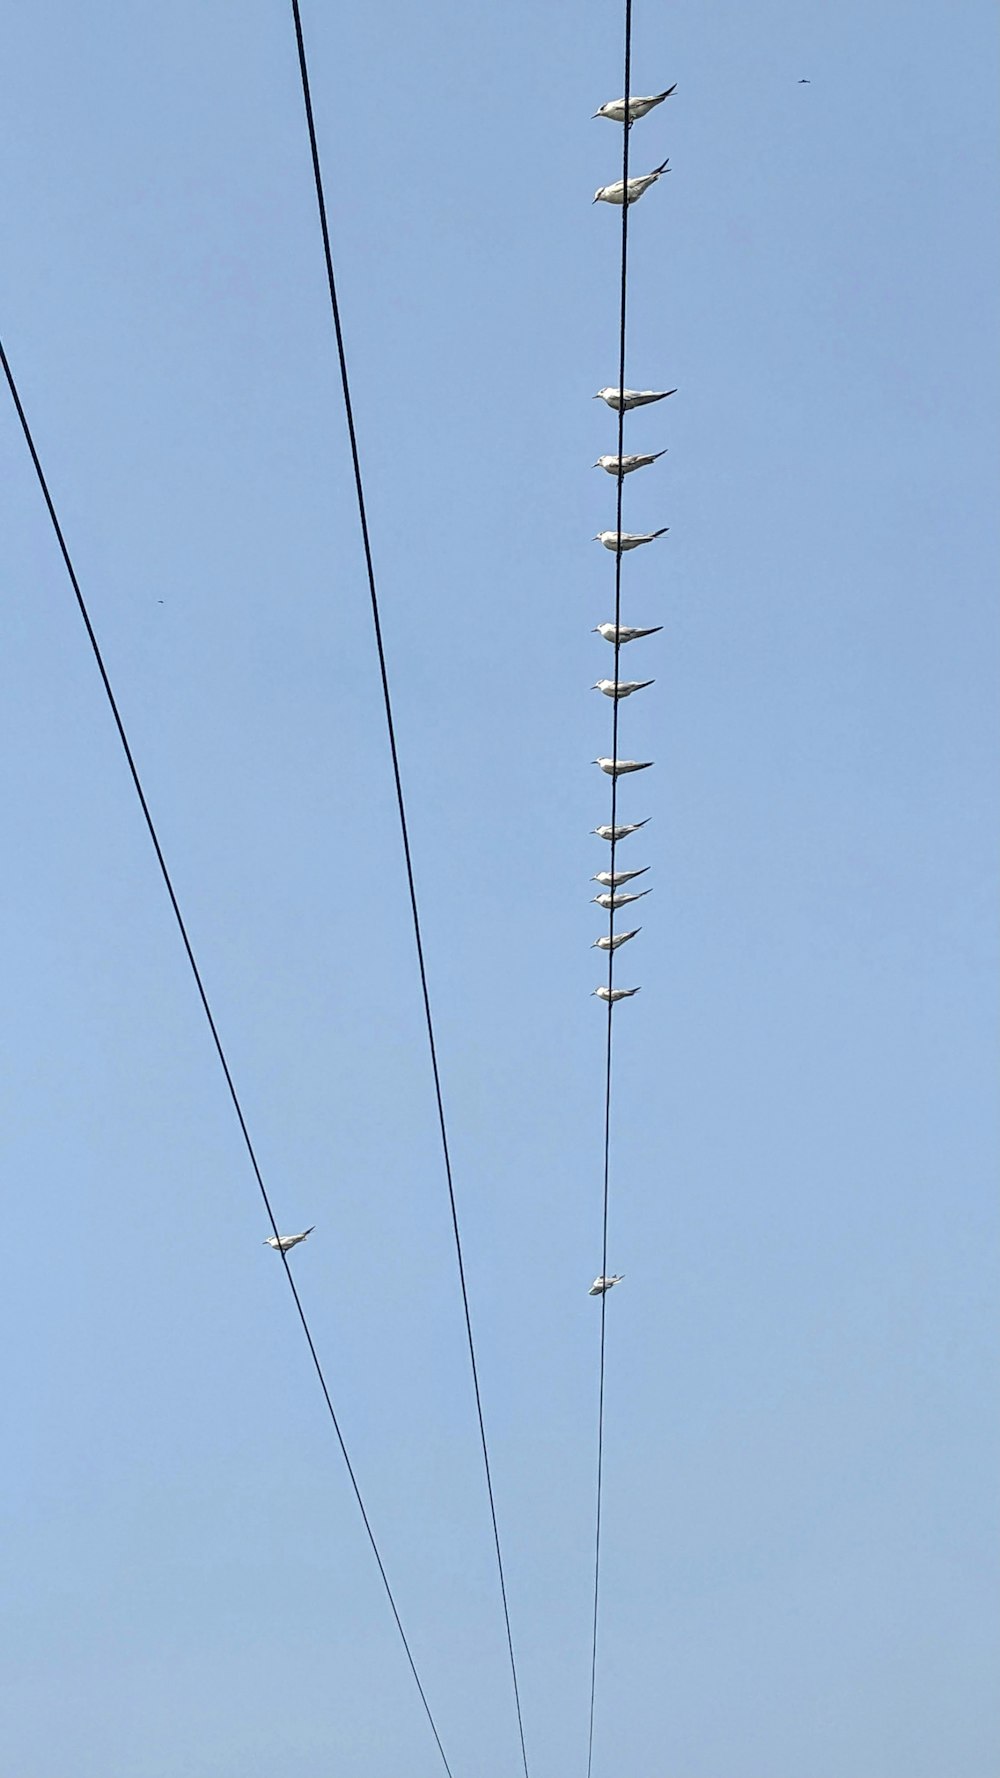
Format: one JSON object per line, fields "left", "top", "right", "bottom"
{"left": 285, "top": 6, "right": 531, "bottom": 1775}
{"left": 587, "top": 3, "right": 633, "bottom": 1773}
{"left": 0, "top": 333, "right": 455, "bottom": 1778}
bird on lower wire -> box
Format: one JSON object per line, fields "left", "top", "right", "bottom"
{"left": 594, "top": 161, "right": 669, "bottom": 206}
{"left": 589, "top": 1273, "right": 625, "bottom": 1295}
{"left": 594, "top": 450, "right": 666, "bottom": 475}
{"left": 592, "top": 819, "right": 650, "bottom": 840}
{"left": 594, "top": 386, "right": 676, "bottom": 411}
{"left": 593, "top": 985, "right": 641, "bottom": 1003}
{"left": 264, "top": 1227, "right": 315, "bottom": 1252}
{"left": 593, "top": 622, "right": 663, "bottom": 645}
{"left": 593, "top": 677, "right": 654, "bottom": 698}
{"left": 592, "top": 926, "right": 641, "bottom": 951}
{"left": 593, "top": 87, "right": 676, "bottom": 123}
{"left": 594, "top": 528, "right": 668, "bottom": 551}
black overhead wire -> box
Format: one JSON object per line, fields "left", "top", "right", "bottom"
{"left": 0, "top": 335, "right": 455, "bottom": 1778}
{"left": 587, "top": 3, "right": 633, "bottom": 1774}
{"left": 285, "top": 7, "right": 531, "bottom": 1778}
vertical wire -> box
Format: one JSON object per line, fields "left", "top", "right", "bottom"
{"left": 587, "top": 6, "right": 632, "bottom": 1773}
{"left": 285, "top": 7, "right": 530, "bottom": 1772}
{"left": 0, "top": 332, "right": 456, "bottom": 1778}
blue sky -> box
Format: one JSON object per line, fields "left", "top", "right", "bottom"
{"left": 2, "top": 2, "right": 997, "bottom": 1775}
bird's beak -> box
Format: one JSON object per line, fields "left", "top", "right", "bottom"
{"left": 591, "top": 110, "right": 601, "bottom": 118}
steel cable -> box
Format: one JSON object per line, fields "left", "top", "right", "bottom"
{"left": 285, "top": 7, "right": 531, "bottom": 1774}
{"left": 587, "top": 4, "right": 633, "bottom": 1772}
{"left": 0, "top": 333, "right": 455, "bottom": 1778}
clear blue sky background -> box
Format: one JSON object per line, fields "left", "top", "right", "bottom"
{"left": 2, "top": 3, "right": 997, "bottom": 1775}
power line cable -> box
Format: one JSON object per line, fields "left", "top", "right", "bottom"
{"left": 587, "top": 4, "right": 633, "bottom": 1773}
{"left": 284, "top": 8, "right": 531, "bottom": 1776}
{"left": 0, "top": 333, "right": 455, "bottom": 1778}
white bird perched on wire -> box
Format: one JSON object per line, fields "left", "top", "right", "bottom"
{"left": 594, "top": 160, "right": 669, "bottom": 206}
{"left": 595, "top": 386, "right": 677, "bottom": 411}
{"left": 593, "top": 985, "right": 641, "bottom": 1003}
{"left": 593, "top": 866, "right": 649, "bottom": 889}
{"left": 592, "top": 818, "right": 650, "bottom": 841}
{"left": 589, "top": 1273, "right": 625, "bottom": 1295}
{"left": 594, "top": 756, "right": 653, "bottom": 777}
{"left": 264, "top": 1227, "right": 315, "bottom": 1252}
{"left": 593, "top": 86, "right": 676, "bottom": 123}
{"left": 593, "top": 622, "right": 663, "bottom": 645}
{"left": 593, "top": 888, "right": 651, "bottom": 910}
{"left": 592, "top": 925, "right": 641, "bottom": 951}
{"left": 594, "top": 528, "right": 668, "bottom": 551}
{"left": 594, "top": 450, "right": 666, "bottom": 476}
{"left": 593, "top": 677, "right": 654, "bottom": 698}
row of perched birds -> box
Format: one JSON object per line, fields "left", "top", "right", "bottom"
{"left": 262, "top": 93, "right": 681, "bottom": 1302}
{"left": 589, "top": 82, "right": 674, "bottom": 1060}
